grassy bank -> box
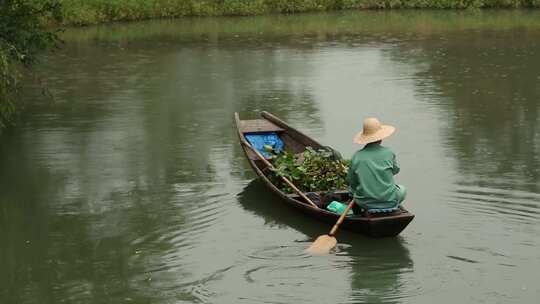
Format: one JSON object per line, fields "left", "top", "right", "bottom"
{"left": 60, "top": 0, "right": 540, "bottom": 25}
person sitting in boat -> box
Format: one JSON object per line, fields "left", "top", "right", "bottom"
{"left": 347, "top": 117, "right": 406, "bottom": 214}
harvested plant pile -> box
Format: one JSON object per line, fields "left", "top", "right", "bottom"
{"left": 270, "top": 147, "right": 350, "bottom": 193}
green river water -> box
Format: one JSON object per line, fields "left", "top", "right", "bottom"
{"left": 1, "top": 10, "right": 539, "bottom": 304}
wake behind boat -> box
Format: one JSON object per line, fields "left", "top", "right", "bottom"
{"left": 235, "top": 111, "right": 414, "bottom": 237}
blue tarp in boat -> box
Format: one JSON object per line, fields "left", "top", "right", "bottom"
{"left": 244, "top": 132, "right": 284, "bottom": 158}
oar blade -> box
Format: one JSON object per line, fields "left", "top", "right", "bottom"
{"left": 306, "top": 235, "right": 337, "bottom": 255}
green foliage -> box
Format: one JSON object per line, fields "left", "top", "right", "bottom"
{"left": 343, "top": 0, "right": 537, "bottom": 9}
{"left": 270, "top": 147, "right": 349, "bottom": 193}
{"left": 0, "top": 0, "right": 63, "bottom": 132}
{"left": 56, "top": 0, "right": 540, "bottom": 26}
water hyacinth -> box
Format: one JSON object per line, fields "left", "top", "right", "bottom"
{"left": 269, "top": 146, "right": 350, "bottom": 193}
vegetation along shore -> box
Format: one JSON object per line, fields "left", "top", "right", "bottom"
{"left": 59, "top": 0, "right": 540, "bottom": 26}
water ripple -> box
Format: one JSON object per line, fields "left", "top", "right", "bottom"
{"left": 237, "top": 244, "right": 353, "bottom": 304}
{"left": 246, "top": 244, "right": 313, "bottom": 260}
{"left": 445, "top": 184, "right": 540, "bottom": 224}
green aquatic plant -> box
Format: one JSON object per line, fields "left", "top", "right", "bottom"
{"left": 270, "top": 147, "right": 349, "bottom": 193}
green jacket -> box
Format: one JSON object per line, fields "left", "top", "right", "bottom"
{"left": 347, "top": 143, "right": 401, "bottom": 209}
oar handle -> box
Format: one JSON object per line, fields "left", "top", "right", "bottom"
{"left": 329, "top": 199, "right": 355, "bottom": 236}
{"left": 242, "top": 141, "right": 319, "bottom": 209}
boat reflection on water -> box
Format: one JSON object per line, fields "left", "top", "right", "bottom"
{"left": 238, "top": 179, "right": 414, "bottom": 303}
{"left": 344, "top": 236, "right": 415, "bottom": 304}
{"left": 237, "top": 179, "right": 328, "bottom": 238}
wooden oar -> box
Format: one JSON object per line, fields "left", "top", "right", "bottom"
{"left": 307, "top": 199, "right": 355, "bottom": 255}
{"left": 242, "top": 141, "right": 319, "bottom": 209}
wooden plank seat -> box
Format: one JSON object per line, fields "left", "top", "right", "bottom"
{"left": 239, "top": 119, "right": 284, "bottom": 134}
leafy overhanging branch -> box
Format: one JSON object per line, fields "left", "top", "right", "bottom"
{"left": 0, "top": 0, "right": 63, "bottom": 132}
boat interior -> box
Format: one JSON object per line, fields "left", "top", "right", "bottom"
{"left": 238, "top": 115, "right": 407, "bottom": 218}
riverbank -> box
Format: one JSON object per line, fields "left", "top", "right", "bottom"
{"left": 60, "top": 0, "right": 540, "bottom": 25}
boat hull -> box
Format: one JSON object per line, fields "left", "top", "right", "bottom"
{"left": 235, "top": 111, "right": 414, "bottom": 237}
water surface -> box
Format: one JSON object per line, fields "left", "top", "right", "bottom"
{"left": 1, "top": 10, "right": 539, "bottom": 304}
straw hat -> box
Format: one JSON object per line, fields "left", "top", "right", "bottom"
{"left": 353, "top": 117, "right": 395, "bottom": 144}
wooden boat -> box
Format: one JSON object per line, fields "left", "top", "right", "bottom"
{"left": 234, "top": 111, "right": 414, "bottom": 237}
